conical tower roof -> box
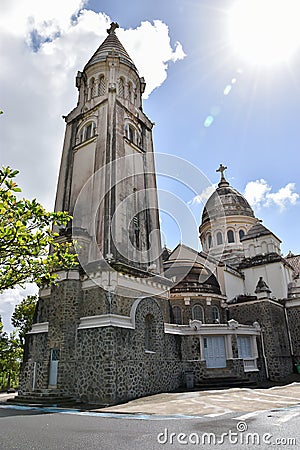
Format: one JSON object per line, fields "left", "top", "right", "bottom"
{"left": 84, "top": 22, "right": 137, "bottom": 72}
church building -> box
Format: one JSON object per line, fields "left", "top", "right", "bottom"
{"left": 19, "top": 24, "right": 300, "bottom": 405}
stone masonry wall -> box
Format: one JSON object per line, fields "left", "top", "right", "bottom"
{"left": 228, "top": 300, "right": 293, "bottom": 380}
{"left": 79, "top": 286, "right": 160, "bottom": 318}
{"left": 21, "top": 279, "right": 271, "bottom": 403}
{"left": 286, "top": 306, "right": 300, "bottom": 364}
{"left": 19, "top": 333, "right": 49, "bottom": 393}
{"left": 75, "top": 297, "right": 183, "bottom": 404}
{"left": 47, "top": 278, "right": 82, "bottom": 394}
{"left": 20, "top": 277, "right": 83, "bottom": 395}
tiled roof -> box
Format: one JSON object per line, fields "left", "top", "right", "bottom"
{"left": 238, "top": 252, "right": 282, "bottom": 269}
{"left": 240, "top": 222, "right": 278, "bottom": 242}
{"left": 84, "top": 28, "right": 137, "bottom": 71}
{"left": 201, "top": 185, "right": 255, "bottom": 224}
{"left": 285, "top": 253, "right": 300, "bottom": 275}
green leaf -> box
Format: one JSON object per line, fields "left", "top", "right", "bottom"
{"left": 0, "top": 166, "right": 77, "bottom": 292}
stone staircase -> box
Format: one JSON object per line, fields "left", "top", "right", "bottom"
{"left": 195, "top": 373, "right": 256, "bottom": 390}
{"left": 8, "top": 389, "right": 77, "bottom": 407}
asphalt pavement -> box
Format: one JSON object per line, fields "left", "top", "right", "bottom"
{"left": 0, "top": 402, "right": 299, "bottom": 450}
{"left": 1, "top": 382, "right": 300, "bottom": 417}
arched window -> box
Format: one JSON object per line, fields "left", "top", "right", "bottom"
{"left": 145, "top": 314, "right": 156, "bottom": 352}
{"left": 216, "top": 232, "right": 223, "bottom": 245}
{"left": 98, "top": 75, "right": 106, "bottom": 96}
{"left": 133, "top": 87, "right": 137, "bottom": 105}
{"left": 78, "top": 121, "right": 96, "bottom": 144}
{"left": 192, "top": 304, "right": 204, "bottom": 322}
{"left": 90, "top": 78, "right": 96, "bottom": 98}
{"left": 127, "top": 82, "right": 132, "bottom": 102}
{"left": 212, "top": 306, "right": 220, "bottom": 323}
{"left": 207, "top": 233, "right": 212, "bottom": 248}
{"left": 85, "top": 123, "right": 93, "bottom": 140}
{"left": 118, "top": 77, "right": 125, "bottom": 98}
{"left": 79, "top": 128, "right": 85, "bottom": 143}
{"left": 227, "top": 230, "right": 235, "bottom": 243}
{"left": 137, "top": 130, "right": 142, "bottom": 147}
{"left": 128, "top": 125, "right": 135, "bottom": 142}
{"left": 239, "top": 229, "right": 245, "bottom": 241}
{"left": 172, "top": 306, "right": 182, "bottom": 325}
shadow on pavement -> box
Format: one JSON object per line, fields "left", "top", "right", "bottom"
{"left": 0, "top": 403, "right": 63, "bottom": 418}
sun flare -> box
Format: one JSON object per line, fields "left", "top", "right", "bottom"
{"left": 228, "top": 0, "right": 300, "bottom": 66}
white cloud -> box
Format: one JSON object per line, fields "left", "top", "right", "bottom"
{"left": 119, "top": 20, "right": 186, "bottom": 97}
{"left": 244, "top": 179, "right": 271, "bottom": 208}
{"left": 267, "top": 183, "right": 299, "bottom": 210}
{"left": 244, "top": 179, "right": 299, "bottom": 211}
{"left": 188, "top": 185, "right": 216, "bottom": 205}
{"left": 0, "top": 2, "right": 185, "bottom": 210}
{"left": 1, "top": 0, "right": 87, "bottom": 38}
{"left": 0, "top": 284, "right": 38, "bottom": 333}
{"left": 0, "top": 2, "right": 185, "bottom": 328}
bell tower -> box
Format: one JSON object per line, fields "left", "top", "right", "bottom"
{"left": 20, "top": 24, "right": 171, "bottom": 405}
{"left": 55, "top": 23, "right": 162, "bottom": 274}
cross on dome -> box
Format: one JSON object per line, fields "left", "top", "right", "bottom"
{"left": 107, "top": 22, "right": 119, "bottom": 35}
{"left": 216, "top": 163, "right": 229, "bottom": 187}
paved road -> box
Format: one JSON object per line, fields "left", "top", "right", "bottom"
{"left": 1, "top": 384, "right": 300, "bottom": 449}
{"left": 0, "top": 403, "right": 299, "bottom": 449}
{"left": 97, "top": 383, "right": 300, "bottom": 417}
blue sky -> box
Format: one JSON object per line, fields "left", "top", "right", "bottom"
{"left": 1, "top": 0, "right": 300, "bottom": 329}
{"left": 89, "top": 0, "right": 300, "bottom": 254}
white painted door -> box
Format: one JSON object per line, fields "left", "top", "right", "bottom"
{"left": 49, "top": 348, "right": 60, "bottom": 386}
{"left": 204, "top": 336, "right": 226, "bottom": 368}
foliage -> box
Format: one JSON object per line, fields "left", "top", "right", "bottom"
{"left": 0, "top": 166, "right": 78, "bottom": 291}
{"left": 0, "top": 317, "right": 23, "bottom": 390}
{"left": 11, "top": 295, "right": 37, "bottom": 347}
{"left": 0, "top": 317, "right": 6, "bottom": 361}
{"left": 0, "top": 332, "right": 22, "bottom": 390}
{"left": 0, "top": 294, "right": 37, "bottom": 390}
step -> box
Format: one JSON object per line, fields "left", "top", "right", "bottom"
{"left": 195, "top": 380, "right": 256, "bottom": 390}
{"left": 16, "top": 395, "right": 73, "bottom": 401}
{"left": 28, "top": 389, "right": 63, "bottom": 395}
{"left": 202, "top": 374, "right": 237, "bottom": 380}
{"left": 18, "top": 392, "right": 63, "bottom": 398}
{"left": 8, "top": 393, "right": 77, "bottom": 406}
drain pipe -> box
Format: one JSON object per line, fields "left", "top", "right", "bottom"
{"left": 260, "top": 328, "right": 269, "bottom": 380}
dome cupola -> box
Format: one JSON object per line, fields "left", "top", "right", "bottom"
{"left": 201, "top": 164, "right": 255, "bottom": 224}
{"left": 199, "top": 164, "right": 257, "bottom": 266}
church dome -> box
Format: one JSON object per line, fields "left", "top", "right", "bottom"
{"left": 201, "top": 168, "right": 254, "bottom": 226}
{"left": 199, "top": 165, "right": 257, "bottom": 265}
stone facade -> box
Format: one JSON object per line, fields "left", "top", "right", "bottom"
{"left": 21, "top": 289, "right": 185, "bottom": 403}
{"left": 228, "top": 299, "right": 293, "bottom": 380}
{"left": 19, "top": 23, "right": 300, "bottom": 406}
{"left": 21, "top": 280, "right": 263, "bottom": 403}
{"left": 286, "top": 304, "right": 300, "bottom": 365}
